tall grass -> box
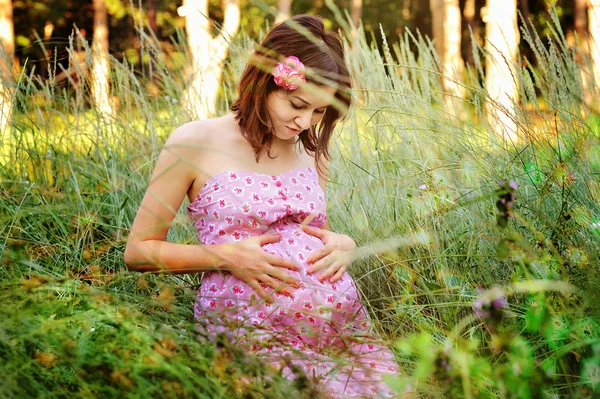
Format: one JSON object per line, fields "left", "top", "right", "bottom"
{"left": 1, "top": 8, "right": 599, "bottom": 398}
{"left": 327, "top": 12, "right": 600, "bottom": 397}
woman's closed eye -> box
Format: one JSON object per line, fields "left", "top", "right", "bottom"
{"left": 290, "top": 102, "right": 326, "bottom": 114}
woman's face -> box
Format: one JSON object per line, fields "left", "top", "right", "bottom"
{"left": 266, "top": 84, "right": 337, "bottom": 143}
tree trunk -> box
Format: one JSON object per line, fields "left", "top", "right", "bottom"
{"left": 430, "top": 0, "right": 444, "bottom": 59}
{"left": 519, "top": 0, "right": 530, "bottom": 26}
{"left": 350, "top": 0, "right": 362, "bottom": 30}
{"left": 0, "top": 0, "right": 14, "bottom": 132}
{"left": 575, "top": 0, "right": 587, "bottom": 37}
{"left": 519, "top": 0, "right": 538, "bottom": 49}
{"left": 442, "top": 0, "right": 463, "bottom": 98}
{"left": 402, "top": 0, "right": 412, "bottom": 20}
{"left": 275, "top": 0, "right": 292, "bottom": 24}
{"left": 590, "top": 0, "right": 600, "bottom": 106}
{"left": 92, "top": 0, "right": 114, "bottom": 118}
{"left": 148, "top": 0, "right": 158, "bottom": 33}
{"left": 485, "top": 0, "right": 519, "bottom": 141}
{"left": 573, "top": 0, "right": 591, "bottom": 107}
{"left": 462, "top": 0, "right": 479, "bottom": 66}
{"left": 180, "top": 0, "right": 240, "bottom": 120}
{"left": 431, "top": 0, "right": 464, "bottom": 112}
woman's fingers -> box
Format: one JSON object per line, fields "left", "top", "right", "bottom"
{"left": 328, "top": 266, "right": 346, "bottom": 283}
{"left": 266, "top": 253, "right": 299, "bottom": 271}
{"left": 317, "top": 260, "right": 342, "bottom": 283}
{"left": 248, "top": 280, "right": 271, "bottom": 302}
{"left": 307, "top": 251, "right": 336, "bottom": 275}
{"left": 264, "top": 254, "right": 300, "bottom": 287}
{"left": 307, "top": 246, "right": 332, "bottom": 267}
{"left": 265, "top": 264, "right": 301, "bottom": 288}
{"left": 307, "top": 258, "right": 326, "bottom": 275}
{"left": 260, "top": 275, "right": 293, "bottom": 296}
{"left": 255, "top": 233, "right": 282, "bottom": 246}
{"left": 301, "top": 224, "right": 326, "bottom": 239}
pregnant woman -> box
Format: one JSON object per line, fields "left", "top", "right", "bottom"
{"left": 125, "top": 15, "right": 400, "bottom": 398}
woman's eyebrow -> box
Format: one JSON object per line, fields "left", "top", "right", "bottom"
{"left": 291, "top": 95, "right": 310, "bottom": 105}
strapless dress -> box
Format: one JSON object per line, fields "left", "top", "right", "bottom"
{"left": 187, "top": 166, "right": 399, "bottom": 398}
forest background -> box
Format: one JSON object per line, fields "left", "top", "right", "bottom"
{"left": 5, "top": 1, "right": 599, "bottom": 117}
{"left": 6, "top": 0, "right": 595, "bottom": 75}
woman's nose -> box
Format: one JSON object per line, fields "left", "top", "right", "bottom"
{"left": 295, "top": 112, "right": 312, "bottom": 130}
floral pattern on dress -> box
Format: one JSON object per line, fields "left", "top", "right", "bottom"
{"left": 187, "top": 166, "right": 399, "bottom": 398}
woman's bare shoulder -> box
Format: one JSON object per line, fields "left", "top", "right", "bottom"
{"left": 167, "top": 119, "right": 217, "bottom": 145}
{"left": 164, "top": 115, "right": 236, "bottom": 154}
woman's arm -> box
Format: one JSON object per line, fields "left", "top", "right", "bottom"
{"left": 124, "top": 122, "right": 300, "bottom": 299}
{"left": 124, "top": 122, "right": 208, "bottom": 272}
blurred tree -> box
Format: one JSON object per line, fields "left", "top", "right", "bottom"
{"left": 148, "top": 0, "right": 159, "bottom": 33}
{"left": 0, "top": 0, "right": 13, "bottom": 132}
{"left": 484, "top": 0, "right": 519, "bottom": 140}
{"left": 431, "top": 0, "right": 464, "bottom": 113}
{"left": 569, "top": 0, "right": 591, "bottom": 106}
{"left": 574, "top": 0, "right": 587, "bottom": 37}
{"left": 431, "top": 0, "right": 443, "bottom": 55}
{"left": 589, "top": 0, "right": 600, "bottom": 106}
{"left": 462, "top": 0, "right": 476, "bottom": 58}
{"left": 291, "top": 0, "right": 430, "bottom": 50}
{"left": 179, "top": 0, "right": 240, "bottom": 119}
{"left": 520, "top": 0, "right": 531, "bottom": 25}
{"left": 350, "top": 0, "right": 362, "bottom": 33}
{"left": 92, "top": 0, "right": 114, "bottom": 118}
{"left": 13, "top": 1, "right": 87, "bottom": 74}
{"left": 461, "top": 0, "right": 485, "bottom": 66}
{"left": 275, "top": 0, "right": 292, "bottom": 23}
{"left": 5, "top": 0, "right": 587, "bottom": 112}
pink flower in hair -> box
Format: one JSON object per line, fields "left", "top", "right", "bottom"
{"left": 273, "top": 56, "right": 306, "bottom": 90}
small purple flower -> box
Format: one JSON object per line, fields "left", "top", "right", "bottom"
{"left": 496, "top": 180, "right": 518, "bottom": 227}
{"left": 433, "top": 348, "right": 453, "bottom": 379}
{"left": 473, "top": 298, "right": 490, "bottom": 319}
{"left": 492, "top": 295, "right": 508, "bottom": 310}
{"left": 473, "top": 287, "right": 507, "bottom": 325}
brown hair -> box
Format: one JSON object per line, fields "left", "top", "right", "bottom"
{"left": 230, "top": 15, "right": 352, "bottom": 176}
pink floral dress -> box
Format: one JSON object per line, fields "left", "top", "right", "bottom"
{"left": 187, "top": 166, "right": 399, "bottom": 398}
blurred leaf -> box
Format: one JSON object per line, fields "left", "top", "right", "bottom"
{"left": 582, "top": 359, "right": 600, "bottom": 392}
{"left": 524, "top": 296, "right": 547, "bottom": 333}
{"left": 16, "top": 35, "right": 31, "bottom": 47}
{"left": 497, "top": 240, "right": 510, "bottom": 260}
{"left": 524, "top": 161, "right": 543, "bottom": 184}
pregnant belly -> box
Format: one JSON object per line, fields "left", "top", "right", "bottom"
{"left": 263, "top": 224, "right": 325, "bottom": 268}
{"left": 195, "top": 227, "right": 362, "bottom": 335}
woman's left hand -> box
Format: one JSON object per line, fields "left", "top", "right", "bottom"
{"left": 301, "top": 225, "right": 356, "bottom": 283}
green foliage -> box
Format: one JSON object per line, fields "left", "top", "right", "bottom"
{"left": 324, "top": 8, "right": 600, "bottom": 399}
{"left": 0, "top": 272, "right": 315, "bottom": 398}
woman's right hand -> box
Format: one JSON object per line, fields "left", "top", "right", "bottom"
{"left": 208, "top": 234, "right": 300, "bottom": 302}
